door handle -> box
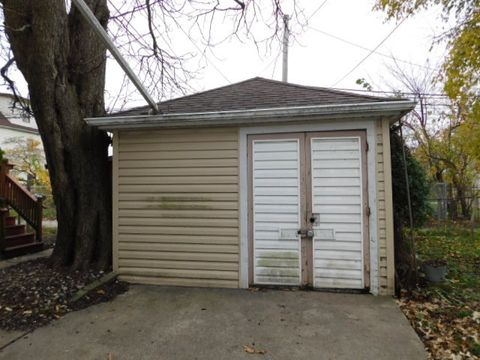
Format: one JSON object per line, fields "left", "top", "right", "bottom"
{"left": 297, "top": 229, "right": 314, "bottom": 238}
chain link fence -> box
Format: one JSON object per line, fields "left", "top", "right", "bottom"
{"left": 429, "top": 182, "right": 479, "bottom": 222}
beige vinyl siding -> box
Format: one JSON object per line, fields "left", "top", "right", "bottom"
{"left": 116, "top": 127, "right": 240, "bottom": 288}
{"left": 375, "top": 119, "right": 394, "bottom": 295}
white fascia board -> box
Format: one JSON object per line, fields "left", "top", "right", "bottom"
{"left": 0, "top": 124, "right": 39, "bottom": 135}
{"left": 85, "top": 100, "right": 416, "bottom": 130}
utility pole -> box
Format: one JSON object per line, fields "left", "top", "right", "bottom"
{"left": 282, "top": 14, "right": 289, "bottom": 82}
{"left": 71, "top": 0, "right": 159, "bottom": 114}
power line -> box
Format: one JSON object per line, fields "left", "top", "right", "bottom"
{"left": 331, "top": 87, "right": 450, "bottom": 98}
{"left": 307, "top": 0, "right": 329, "bottom": 21}
{"left": 309, "top": 27, "right": 434, "bottom": 71}
{"left": 259, "top": 47, "right": 282, "bottom": 77}
{"left": 331, "top": 17, "right": 408, "bottom": 87}
{"left": 177, "top": 26, "right": 231, "bottom": 84}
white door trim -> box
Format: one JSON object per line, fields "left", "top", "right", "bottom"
{"left": 238, "top": 119, "right": 380, "bottom": 294}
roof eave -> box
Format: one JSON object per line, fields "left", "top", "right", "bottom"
{"left": 0, "top": 124, "right": 39, "bottom": 135}
{"left": 86, "top": 101, "right": 416, "bottom": 130}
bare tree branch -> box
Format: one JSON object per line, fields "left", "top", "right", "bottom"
{"left": 0, "top": 57, "right": 33, "bottom": 116}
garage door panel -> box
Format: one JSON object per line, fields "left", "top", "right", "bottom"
{"left": 314, "top": 240, "right": 362, "bottom": 252}
{"left": 313, "top": 186, "right": 361, "bottom": 196}
{"left": 312, "top": 150, "right": 360, "bottom": 160}
{"left": 254, "top": 169, "right": 298, "bottom": 178}
{"left": 252, "top": 138, "right": 301, "bottom": 286}
{"left": 255, "top": 249, "right": 299, "bottom": 259}
{"left": 255, "top": 196, "right": 298, "bottom": 205}
{"left": 255, "top": 276, "right": 300, "bottom": 285}
{"left": 315, "top": 204, "right": 361, "bottom": 214}
{"left": 254, "top": 151, "right": 298, "bottom": 161}
{"left": 313, "top": 177, "right": 361, "bottom": 187}
{"left": 314, "top": 278, "right": 363, "bottom": 288}
{"left": 313, "top": 159, "right": 360, "bottom": 169}
{"left": 313, "top": 168, "right": 361, "bottom": 178}
{"left": 254, "top": 187, "right": 299, "bottom": 196}
{"left": 254, "top": 160, "right": 298, "bottom": 170}
{"left": 314, "top": 268, "right": 363, "bottom": 279}
{"left": 254, "top": 204, "right": 299, "bottom": 214}
{"left": 315, "top": 259, "right": 362, "bottom": 270}
{"left": 254, "top": 223, "right": 298, "bottom": 232}
{"left": 313, "top": 195, "right": 361, "bottom": 206}
{"left": 255, "top": 239, "right": 299, "bottom": 250}
{"left": 254, "top": 213, "right": 299, "bottom": 222}
{"left": 310, "top": 136, "right": 364, "bottom": 289}
{"left": 312, "top": 139, "right": 360, "bottom": 151}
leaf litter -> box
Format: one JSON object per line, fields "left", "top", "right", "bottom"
{"left": 0, "top": 258, "right": 128, "bottom": 331}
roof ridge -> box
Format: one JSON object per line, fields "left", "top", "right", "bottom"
{"left": 113, "top": 78, "right": 259, "bottom": 116}
{"left": 160, "top": 78, "right": 260, "bottom": 107}
{"left": 112, "top": 76, "right": 404, "bottom": 117}
{"left": 252, "top": 77, "right": 390, "bottom": 101}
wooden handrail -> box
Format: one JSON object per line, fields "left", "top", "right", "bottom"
{"left": 0, "top": 208, "right": 7, "bottom": 251}
{"left": 0, "top": 161, "right": 43, "bottom": 243}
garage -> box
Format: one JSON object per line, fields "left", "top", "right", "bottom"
{"left": 86, "top": 77, "right": 415, "bottom": 295}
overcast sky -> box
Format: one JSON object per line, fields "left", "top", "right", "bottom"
{"left": 3, "top": 0, "right": 449, "bottom": 111}
{"left": 105, "top": 0, "right": 448, "bottom": 110}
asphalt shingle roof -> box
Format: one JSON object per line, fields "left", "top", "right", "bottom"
{"left": 0, "top": 112, "right": 39, "bottom": 134}
{"left": 114, "top": 77, "right": 402, "bottom": 116}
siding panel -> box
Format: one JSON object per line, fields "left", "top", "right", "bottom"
{"left": 116, "top": 127, "right": 240, "bottom": 287}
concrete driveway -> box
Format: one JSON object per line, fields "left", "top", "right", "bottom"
{"left": 0, "top": 286, "right": 426, "bottom": 360}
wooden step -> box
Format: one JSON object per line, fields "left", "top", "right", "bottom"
{"left": 5, "top": 232, "right": 35, "bottom": 247}
{"left": 2, "top": 242, "right": 44, "bottom": 258}
{"left": 5, "top": 216, "right": 16, "bottom": 226}
{"left": 5, "top": 224, "right": 26, "bottom": 236}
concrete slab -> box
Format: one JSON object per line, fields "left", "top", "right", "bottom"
{"left": 0, "top": 286, "right": 427, "bottom": 360}
{"left": 42, "top": 220, "right": 57, "bottom": 228}
{"left": 0, "top": 330, "right": 25, "bottom": 349}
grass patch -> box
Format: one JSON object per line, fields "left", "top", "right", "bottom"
{"left": 42, "top": 226, "right": 57, "bottom": 238}
{"left": 415, "top": 223, "right": 480, "bottom": 302}
{"left": 399, "top": 222, "right": 480, "bottom": 359}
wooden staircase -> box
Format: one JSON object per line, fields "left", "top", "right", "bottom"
{"left": 0, "top": 161, "right": 44, "bottom": 258}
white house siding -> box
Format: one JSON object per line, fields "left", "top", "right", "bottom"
{"left": 115, "top": 127, "right": 240, "bottom": 288}
{"left": 0, "top": 127, "right": 42, "bottom": 158}
{"left": 0, "top": 95, "right": 37, "bottom": 130}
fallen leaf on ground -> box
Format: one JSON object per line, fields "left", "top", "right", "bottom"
{"left": 472, "top": 311, "right": 480, "bottom": 322}
{"left": 243, "top": 345, "right": 267, "bottom": 355}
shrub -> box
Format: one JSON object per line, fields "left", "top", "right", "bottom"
{"left": 390, "top": 125, "right": 431, "bottom": 228}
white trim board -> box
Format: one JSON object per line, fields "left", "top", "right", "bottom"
{"left": 238, "top": 118, "right": 379, "bottom": 295}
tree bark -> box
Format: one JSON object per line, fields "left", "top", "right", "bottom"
{"left": 455, "top": 184, "right": 470, "bottom": 219}
{"left": 2, "top": 0, "right": 112, "bottom": 269}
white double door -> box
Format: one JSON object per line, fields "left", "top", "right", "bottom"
{"left": 250, "top": 132, "right": 369, "bottom": 289}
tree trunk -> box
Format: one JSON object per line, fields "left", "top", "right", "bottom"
{"left": 456, "top": 185, "right": 470, "bottom": 219}
{"left": 2, "top": 0, "right": 112, "bottom": 269}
